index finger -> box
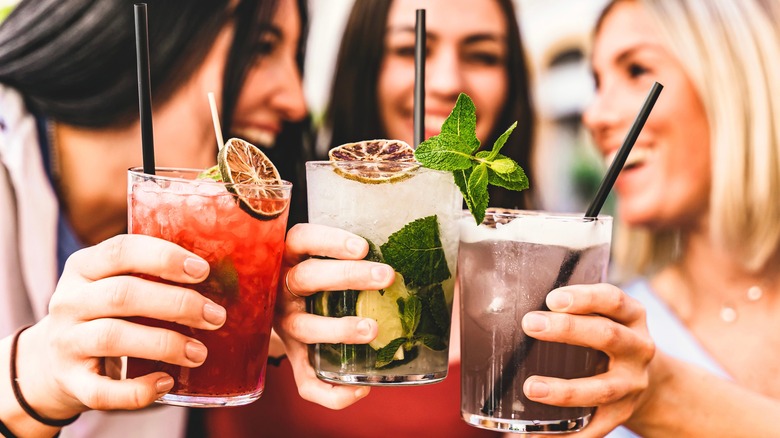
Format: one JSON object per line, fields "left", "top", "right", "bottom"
{"left": 545, "top": 283, "right": 646, "bottom": 326}
{"left": 63, "top": 234, "right": 209, "bottom": 284}
{"left": 284, "top": 223, "right": 369, "bottom": 264}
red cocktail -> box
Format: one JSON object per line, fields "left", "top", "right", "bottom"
{"left": 126, "top": 167, "right": 291, "bottom": 407}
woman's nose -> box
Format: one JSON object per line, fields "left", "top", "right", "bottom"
{"left": 426, "top": 48, "right": 465, "bottom": 97}
{"left": 272, "top": 61, "right": 307, "bottom": 122}
{"left": 582, "top": 84, "right": 620, "bottom": 136}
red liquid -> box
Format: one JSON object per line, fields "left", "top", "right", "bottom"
{"left": 126, "top": 171, "right": 289, "bottom": 399}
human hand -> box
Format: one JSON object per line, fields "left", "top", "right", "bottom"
{"left": 274, "top": 223, "right": 395, "bottom": 410}
{"left": 520, "top": 283, "right": 655, "bottom": 437}
{"left": 14, "top": 234, "right": 226, "bottom": 420}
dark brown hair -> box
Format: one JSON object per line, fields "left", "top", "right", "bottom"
{"left": 323, "top": 0, "right": 535, "bottom": 209}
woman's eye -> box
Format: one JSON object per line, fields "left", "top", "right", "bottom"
{"left": 255, "top": 33, "right": 280, "bottom": 55}
{"left": 389, "top": 45, "right": 417, "bottom": 57}
{"left": 627, "top": 63, "right": 648, "bottom": 78}
{"left": 465, "top": 52, "right": 502, "bottom": 66}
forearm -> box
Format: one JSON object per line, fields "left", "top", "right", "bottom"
{"left": 627, "top": 352, "right": 780, "bottom": 437}
{"left": 0, "top": 334, "right": 60, "bottom": 438}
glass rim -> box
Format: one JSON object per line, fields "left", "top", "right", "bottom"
{"left": 128, "top": 166, "right": 293, "bottom": 190}
{"left": 477, "top": 208, "right": 612, "bottom": 222}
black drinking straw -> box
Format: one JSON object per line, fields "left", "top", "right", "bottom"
{"left": 134, "top": 3, "right": 155, "bottom": 175}
{"left": 413, "top": 9, "right": 426, "bottom": 148}
{"left": 480, "top": 81, "right": 664, "bottom": 416}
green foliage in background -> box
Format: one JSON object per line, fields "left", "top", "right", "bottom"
{"left": 0, "top": 5, "right": 14, "bottom": 22}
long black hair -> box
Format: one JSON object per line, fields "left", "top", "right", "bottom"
{"left": 0, "top": 0, "right": 304, "bottom": 138}
{"left": 0, "top": 0, "right": 312, "bottom": 224}
{"left": 323, "top": 0, "right": 535, "bottom": 209}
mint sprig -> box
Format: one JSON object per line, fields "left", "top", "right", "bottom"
{"left": 414, "top": 93, "right": 529, "bottom": 224}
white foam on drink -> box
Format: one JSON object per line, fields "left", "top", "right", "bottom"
{"left": 459, "top": 211, "right": 612, "bottom": 248}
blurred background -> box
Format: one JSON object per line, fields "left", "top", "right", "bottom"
{"left": 305, "top": 0, "right": 612, "bottom": 214}
{"left": 0, "top": 0, "right": 613, "bottom": 214}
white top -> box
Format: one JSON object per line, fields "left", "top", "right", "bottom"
{"left": 607, "top": 279, "right": 730, "bottom": 437}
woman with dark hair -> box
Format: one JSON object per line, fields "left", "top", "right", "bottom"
{"left": 0, "top": 0, "right": 392, "bottom": 436}
{"left": 203, "top": 1, "right": 532, "bottom": 436}
{"left": 323, "top": 0, "right": 535, "bottom": 210}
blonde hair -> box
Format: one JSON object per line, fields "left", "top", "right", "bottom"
{"left": 605, "top": 0, "right": 780, "bottom": 278}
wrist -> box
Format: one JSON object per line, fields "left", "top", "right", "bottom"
{"left": 0, "top": 332, "right": 61, "bottom": 438}
{"left": 10, "top": 325, "right": 82, "bottom": 428}
{"left": 625, "top": 351, "right": 675, "bottom": 433}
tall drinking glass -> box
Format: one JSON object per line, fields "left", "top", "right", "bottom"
{"left": 305, "top": 160, "right": 462, "bottom": 385}
{"left": 125, "top": 167, "right": 292, "bottom": 407}
{"left": 459, "top": 209, "right": 611, "bottom": 432}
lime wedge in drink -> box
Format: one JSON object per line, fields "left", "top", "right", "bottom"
{"left": 356, "top": 273, "right": 410, "bottom": 355}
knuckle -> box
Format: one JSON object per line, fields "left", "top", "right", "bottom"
{"left": 599, "top": 323, "right": 621, "bottom": 350}
{"left": 100, "top": 235, "right": 130, "bottom": 266}
{"left": 153, "top": 331, "right": 174, "bottom": 357}
{"left": 595, "top": 380, "right": 618, "bottom": 404}
{"left": 640, "top": 336, "right": 656, "bottom": 362}
{"left": 172, "top": 289, "right": 194, "bottom": 321}
{"left": 341, "top": 261, "right": 360, "bottom": 282}
{"left": 107, "top": 278, "right": 132, "bottom": 310}
{"left": 286, "top": 313, "right": 307, "bottom": 341}
{"left": 82, "top": 384, "right": 108, "bottom": 410}
{"left": 609, "top": 287, "right": 627, "bottom": 313}
{"left": 94, "top": 320, "right": 121, "bottom": 353}
{"left": 557, "top": 384, "right": 577, "bottom": 404}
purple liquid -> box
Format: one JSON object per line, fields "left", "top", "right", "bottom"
{"left": 459, "top": 239, "right": 609, "bottom": 427}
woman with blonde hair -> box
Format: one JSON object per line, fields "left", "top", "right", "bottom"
{"left": 584, "top": 0, "right": 780, "bottom": 435}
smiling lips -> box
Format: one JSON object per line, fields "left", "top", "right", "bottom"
{"left": 233, "top": 126, "right": 277, "bottom": 148}
{"left": 605, "top": 146, "right": 652, "bottom": 170}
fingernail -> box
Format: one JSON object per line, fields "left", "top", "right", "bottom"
{"left": 523, "top": 313, "right": 548, "bottom": 332}
{"left": 346, "top": 237, "right": 366, "bottom": 256}
{"left": 185, "top": 341, "right": 208, "bottom": 363}
{"left": 371, "top": 265, "right": 392, "bottom": 282}
{"left": 357, "top": 319, "right": 374, "bottom": 336}
{"left": 184, "top": 258, "right": 209, "bottom": 279}
{"left": 526, "top": 380, "right": 549, "bottom": 398}
{"left": 156, "top": 376, "right": 174, "bottom": 394}
{"left": 203, "top": 302, "right": 227, "bottom": 325}
{"left": 354, "top": 387, "right": 369, "bottom": 398}
{"left": 547, "top": 290, "right": 573, "bottom": 310}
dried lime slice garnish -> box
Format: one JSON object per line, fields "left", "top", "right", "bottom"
{"left": 328, "top": 139, "right": 419, "bottom": 184}
{"left": 218, "top": 137, "right": 287, "bottom": 220}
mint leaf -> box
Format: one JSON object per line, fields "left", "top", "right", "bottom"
{"left": 416, "top": 284, "right": 450, "bottom": 338}
{"left": 363, "top": 237, "right": 384, "bottom": 263}
{"left": 375, "top": 338, "right": 407, "bottom": 368}
{"left": 441, "top": 93, "right": 480, "bottom": 152}
{"left": 413, "top": 93, "right": 529, "bottom": 223}
{"left": 401, "top": 296, "right": 422, "bottom": 335}
{"left": 380, "top": 216, "right": 451, "bottom": 288}
{"left": 487, "top": 158, "right": 530, "bottom": 191}
{"left": 486, "top": 121, "right": 517, "bottom": 160}
{"left": 488, "top": 157, "right": 517, "bottom": 175}
{"left": 467, "top": 163, "right": 489, "bottom": 224}
{"left": 197, "top": 165, "right": 222, "bottom": 181}
{"left": 415, "top": 133, "right": 473, "bottom": 171}
{"left": 425, "top": 284, "right": 450, "bottom": 334}
{"left": 414, "top": 334, "right": 448, "bottom": 351}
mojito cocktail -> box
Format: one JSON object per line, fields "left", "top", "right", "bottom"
{"left": 305, "top": 157, "right": 462, "bottom": 385}
{"left": 459, "top": 209, "right": 611, "bottom": 432}
{"left": 126, "top": 167, "right": 291, "bottom": 406}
